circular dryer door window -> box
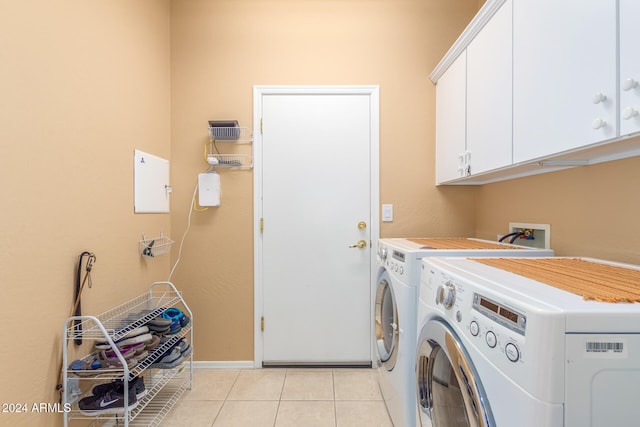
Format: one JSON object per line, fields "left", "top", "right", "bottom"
{"left": 416, "top": 319, "right": 494, "bottom": 427}
{"left": 375, "top": 272, "right": 399, "bottom": 370}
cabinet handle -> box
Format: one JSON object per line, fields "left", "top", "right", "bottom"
{"left": 622, "top": 107, "right": 639, "bottom": 120}
{"left": 592, "top": 93, "right": 607, "bottom": 104}
{"left": 622, "top": 78, "right": 639, "bottom": 92}
{"left": 591, "top": 118, "right": 607, "bottom": 130}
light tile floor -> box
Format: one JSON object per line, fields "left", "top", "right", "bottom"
{"left": 160, "top": 368, "right": 393, "bottom": 427}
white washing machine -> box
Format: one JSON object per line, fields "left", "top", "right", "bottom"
{"left": 374, "top": 238, "right": 553, "bottom": 427}
{"left": 416, "top": 256, "right": 640, "bottom": 427}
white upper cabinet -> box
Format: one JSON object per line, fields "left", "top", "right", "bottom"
{"left": 466, "top": 0, "right": 512, "bottom": 175}
{"left": 512, "top": 0, "right": 617, "bottom": 163}
{"left": 435, "top": 51, "right": 467, "bottom": 184}
{"left": 432, "top": 0, "right": 640, "bottom": 185}
{"left": 620, "top": 0, "right": 640, "bottom": 136}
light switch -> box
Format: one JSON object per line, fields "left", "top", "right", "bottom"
{"left": 382, "top": 204, "right": 393, "bottom": 222}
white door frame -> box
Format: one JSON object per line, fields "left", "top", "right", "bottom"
{"left": 253, "top": 85, "right": 380, "bottom": 367}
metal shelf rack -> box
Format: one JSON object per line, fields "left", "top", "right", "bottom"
{"left": 62, "top": 282, "right": 193, "bottom": 427}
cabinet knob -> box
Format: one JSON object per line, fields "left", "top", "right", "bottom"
{"left": 622, "top": 78, "right": 639, "bottom": 92}
{"left": 592, "top": 118, "right": 607, "bottom": 130}
{"left": 592, "top": 93, "right": 607, "bottom": 104}
{"left": 622, "top": 107, "right": 639, "bottom": 120}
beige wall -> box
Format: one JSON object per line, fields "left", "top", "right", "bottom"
{"left": 4, "top": 1, "right": 639, "bottom": 424}
{"left": 0, "top": 1, "right": 171, "bottom": 426}
{"left": 475, "top": 156, "right": 640, "bottom": 265}
{"left": 169, "top": 0, "right": 479, "bottom": 362}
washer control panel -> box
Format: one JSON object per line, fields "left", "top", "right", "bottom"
{"left": 467, "top": 293, "right": 525, "bottom": 364}
{"left": 472, "top": 293, "right": 526, "bottom": 336}
{"left": 422, "top": 265, "right": 527, "bottom": 368}
{"left": 377, "top": 244, "right": 405, "bottom": 277}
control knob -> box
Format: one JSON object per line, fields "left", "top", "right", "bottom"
{"left": 469, "top": 321, "right": 479, "bottom": 336}
{"left": 505, "top": 343, "right": 520, "bottom": 362}
{"left": 436, "top": 281, "right": 456, "bottom": 309}
{"left": 379, "top": 247, "right": 388, "bottom": 261}
{"left": 485, "top": 331, "right": 497, "bottom": 348}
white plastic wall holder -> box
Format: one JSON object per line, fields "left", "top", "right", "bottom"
{"left": 198, "top": 172, "right": 221, "bottom": 207}
{"left": 140, "top": 232, "right": 174, "bottom": 258}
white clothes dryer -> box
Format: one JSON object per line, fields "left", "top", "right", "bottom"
{"left": 416, "top": 256, "right": 640, "bottom": 427}
{"left": 374, "top": 238, "right": 553, "bottom": 427}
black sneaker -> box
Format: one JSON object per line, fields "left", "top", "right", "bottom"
{"left": 78, "top": 383, "right": 138, "bottom": 415}
{"left": 91, "top": 376, "right": 146, "bottom": 400}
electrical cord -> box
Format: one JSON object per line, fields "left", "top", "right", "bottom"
{"left": 168, "top": 181, "right": 199, "bottom": 282}
{"left": 170, "top": 140, "right": 218, "bottom": 280}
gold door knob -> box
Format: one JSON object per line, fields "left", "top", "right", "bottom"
{"left": 349, "top": 240, "right": 367, "bottom": 249}
{"left": 357, "top": 221, "right": 367, "bottom": 230}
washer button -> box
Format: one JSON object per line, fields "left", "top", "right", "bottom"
{"left": 485, "top": 331, "right": 497, "bottom": 348}
{"left": 469, "top": 321, "right": 479, "bottom": 336}
{"left": 505, "top": 343, "right": 520, "bottom": 362}
{"left": 399, "top": 266, "right": 404, "bottom": 275}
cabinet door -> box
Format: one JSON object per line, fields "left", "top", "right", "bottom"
{"left": 466, "top": 0, "right": 512, "bottom": 175}
{"left": 435, "top": 52, "right": 466, "bottom": 184}
{"left": 620, "top": 0, "right": 640, "bottom": 136}
{"left": 513, "top": 0, "right": 616, "bottom": 163}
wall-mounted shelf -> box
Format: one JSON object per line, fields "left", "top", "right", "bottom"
{"left": 206, "top": 153, "right": 251, "bottom": 168}
{"left": 207, "top": 121, "right": 253, "bottom": 169}
{"left": 208, "top": 124, "right": 252, "bottom": 143}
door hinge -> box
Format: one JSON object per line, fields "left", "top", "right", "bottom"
{"left": 260, "top": 218, "right": 264, "bottom": 233}
{"left": 260, "top": 117, "right": 263, "bottom": 134}
{"left": 261, "top": 316, "right": 265, "bottom": 332}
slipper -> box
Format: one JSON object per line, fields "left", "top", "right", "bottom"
{"left": 69, "top": 354, "right": 137, "bottom": 376}
{"left": 101, "top": 345, "right": 138, "bottom": 361}
{"left": 147, "top": 316, "right": 172, "bottom": 327}
{"left": 98, "top": 351, "right": 139, "bottom": 368}
{"left": 174, "top": 338, "right": 192, "bottom": 357}
{"left": 145, "top": 335, "right": 161, "bottom": 351}
{"left": 149, "top": 347, "right": 183, "bottom": 369}
{"left": 180, "top": 315, "right": 190, "bottom": 328}
{"left": 147, "top": 323, "right": 171, "bottom": 334}
{"left": 95, "top": 327, "right": 151, "bottom": 350}
{"left": 116, "top": 333, "right": 153, "bottom": 347}
{"left": 162, "top": 308, "right": 185, "bottom": 330}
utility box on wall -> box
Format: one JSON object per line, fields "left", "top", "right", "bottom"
{"left": 134, "top": 150, "right": 170, "bottom": 213}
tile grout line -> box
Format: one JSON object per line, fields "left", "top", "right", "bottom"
{"left": 332, "top": 369, "right": 338, "bottom": 427}
{"left": 210, "top": 369, "right": 241, "bottom": 427}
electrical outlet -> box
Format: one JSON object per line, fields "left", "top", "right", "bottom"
{"left": 508, "top": 222, "right": 551, "bottom": 249}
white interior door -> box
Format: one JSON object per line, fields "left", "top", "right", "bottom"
{"left": 254, "top": 86, "right": 379, "bottom": 365}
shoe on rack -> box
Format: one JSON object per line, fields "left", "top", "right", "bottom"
{"left": 91, "top": 376, "right": 147, "bottom": 400}
{"left": 166, "top": 314, "right": 190, "bottom": 335}
{"left": 149, "top": 347, "right": 183, "bottom": 369}
{"left": 95, "top": 327, "right": 152, "bottom": 350}
{"left": 145, "top": 334, "right": 161, "bottom": 351}
{"left": 97, "top": 351, "right": 139, "bottom": 369}
{"left": 101, "top": 342, "right": 144, "bottom": 361}
{"left": 147, "top": 316, "right": 172, "bottom": 328}
{"left": 161, "top": 308, "right": 185, "bottom": 329}
{"left": 69, "top": 353, "right": 137, "bottom": 376}
{"left": 147, "top": 323, "right": 171, "bottom": 334}
{"left": 172, "top": 338, "right": 192, "bottom": 357}
{"left": 78, "top": 382, "right": 138, "bottom": 416}
{"left": 180, "top": 314, "right": 190, "bottom": 328}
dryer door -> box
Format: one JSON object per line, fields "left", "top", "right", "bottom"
{"left": 416, "top": 318, "right": 494, "bottom": 427}
{"left": 375, "top": 270, "right": 399, "bottom": 370}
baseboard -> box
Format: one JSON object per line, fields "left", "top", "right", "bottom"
{"left": 191, "top": 360, "right": 255, "bottom": 369}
